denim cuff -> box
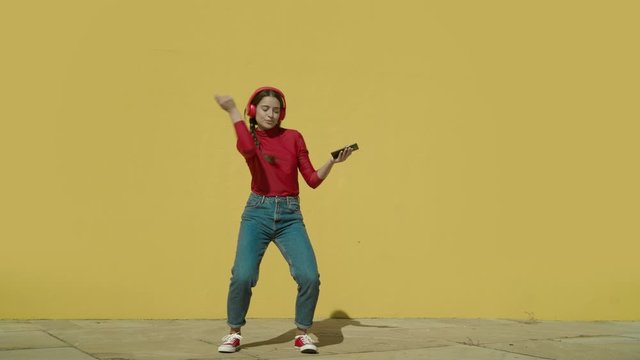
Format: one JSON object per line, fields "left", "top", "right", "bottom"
{"left": 295, "top": 321, "right": 312, "bottom": 330}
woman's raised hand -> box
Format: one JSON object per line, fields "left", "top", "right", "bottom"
{"left": 215, "top": 95, "right": 244, "bottom": 123}
{"left": 215, "top": 95, "right": 237, "bottom": 113}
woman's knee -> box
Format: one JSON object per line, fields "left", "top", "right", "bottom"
{"left": 231, "top": 267, "right": 259, "bottom": 288}
{"left": 296, "top": 272, "right": 320, "bottom": 288}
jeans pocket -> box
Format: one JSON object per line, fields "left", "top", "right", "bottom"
{"left": 245, "top": 195, "right": 263, "bottom": 208}
{"left": 288, "top": 200, "right": 301, "bottom": 213}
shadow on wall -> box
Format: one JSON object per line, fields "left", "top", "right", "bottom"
{"left": 241, "top": 310, "right": 396, "bottom": 349}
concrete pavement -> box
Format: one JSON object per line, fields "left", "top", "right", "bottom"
{"left": 1, "top": 318, "right": 639, "bottom": 359}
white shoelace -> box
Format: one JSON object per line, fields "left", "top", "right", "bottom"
{"left": 221, "top": 333, "right": 242, "bottom": 342}
{"left": 296, "top": 334, "right": 315, "bottom": 344}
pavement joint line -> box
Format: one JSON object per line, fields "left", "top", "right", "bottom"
{"left": 538, "top": 335, "right": 626, "bottom": 345}
{"left": 552, "top": 334, "right": 640, "bottom": 342}
{"left": 243, "top": 345, "right": 455, "bottom": 358}
{"left": 555, "top": 334, "right": 629, "bottom": 339}
{"left": 290, "top": 343, "right": 456, "bottom": 356}
{"left": 1, "top": 346, "right": 69, "bottom": 352}
{"left": 616, "top": 335, "right": 640, "bottom": 340}
{"left": 456, "top": 334, "right": 618, "bottom": 346}
{"left": 196, "top": 338, "right": 217, "bottom": 346}
{"left": 0, "top": 329, "right": 44, "bottom": 333}
{"left": 452, "top": 338, "right": 558, "bottom": 359}
{"left": 234, "top": 351, "right": 261, "bottom": 359}
{"left": 43, "top": 329, "right": 102, "bottom": 360}
{"left": 480, "top": 346, "right": 556, "bottom": 360}
{"left": 549, "top": 334, "right": 622, "bottom": 343}
{"left": 457, "top": 343, "right": 556, "bottom": 360}
{"left": 0, "top": 346, "right": 72, "bottom": 352}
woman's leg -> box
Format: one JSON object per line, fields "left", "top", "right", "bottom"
{"left": 274, "top": 218, "right": 321, "bottom": 331}
{"left": 226, "top": 201, "right": 273, "bottom": 329}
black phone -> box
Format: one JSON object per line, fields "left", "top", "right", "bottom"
{"left": 331, "top": 143, "right": 359, "bottom": 159}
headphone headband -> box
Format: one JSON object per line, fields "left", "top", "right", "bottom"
{"left": 245, "top": 86, "right": 287, "bottom": 121}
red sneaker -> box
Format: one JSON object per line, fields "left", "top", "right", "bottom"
{"left": 294, "top": 334, "right": 318, "bottom": 354}
{"left": 218, "top": 333, "right": 242, "bottom": 353}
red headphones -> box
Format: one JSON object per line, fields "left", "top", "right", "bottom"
{"left": 245, "top": 86, "right": 287, "bottom": 121}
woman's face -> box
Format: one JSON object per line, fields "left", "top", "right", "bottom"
{"left": 254, "top": 96, "right": 282, "bottom": 131}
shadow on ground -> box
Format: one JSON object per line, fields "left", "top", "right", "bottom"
{"left": 241, "top": 310, "right": 395, "bottom": 349}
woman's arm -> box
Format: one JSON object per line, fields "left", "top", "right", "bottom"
{"left": 215, "top": 95, "right": 256, "bottom": 158}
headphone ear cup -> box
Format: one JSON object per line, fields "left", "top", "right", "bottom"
{"left": 247, "top": 104, "right": 256, "bottom": 118}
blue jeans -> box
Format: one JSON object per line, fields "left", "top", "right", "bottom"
{"left": 226, "top": 192, "right": 320, "bottom": 330}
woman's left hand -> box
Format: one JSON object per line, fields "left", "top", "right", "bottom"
{"left": 331, "top": 146, "right": 354, "bottom": 164}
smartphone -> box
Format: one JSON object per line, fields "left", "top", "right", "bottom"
{"left": 331, "top": 143, "right": 359, "bottom": 159}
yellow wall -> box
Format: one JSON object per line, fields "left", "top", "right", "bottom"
{"left": 1, "top": 0, "right": 639, "bottom": 321}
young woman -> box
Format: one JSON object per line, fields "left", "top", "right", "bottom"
{"left": 214, "top": 86, "right": 353, "bottom": 354}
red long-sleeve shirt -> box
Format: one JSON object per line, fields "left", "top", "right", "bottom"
{"left": 234, "top": 121, "right": 323, "bottom": 196}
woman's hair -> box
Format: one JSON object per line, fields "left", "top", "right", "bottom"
{"left": 248, "top": 89, "right": 285, "bottom": 164}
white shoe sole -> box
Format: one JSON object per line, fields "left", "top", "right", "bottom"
{"left": 296, "top": 345, "right": 318, "bottom": 354}
{"left": 218, "top": 345, "right": 237, "bottom": 353}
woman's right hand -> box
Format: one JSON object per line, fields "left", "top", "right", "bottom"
{"left": 215, "top": 95, "right": 237, "bottom": 113}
